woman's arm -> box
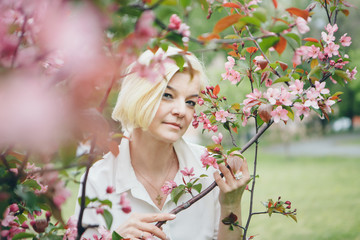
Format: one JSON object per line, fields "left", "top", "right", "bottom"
{"left": 214, "top": 159, "right": 250, "bottom": 240}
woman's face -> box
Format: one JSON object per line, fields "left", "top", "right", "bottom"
{"left": 147, "top": 70, "right": 201, "bottom": 143}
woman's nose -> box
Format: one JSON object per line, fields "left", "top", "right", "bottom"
{"left": 172, "top": 101, "right": 186, "bottom": 117}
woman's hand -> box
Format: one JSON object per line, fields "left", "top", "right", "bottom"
{"left": 115, "top": 212, "right": 176, "bottom": 240}
{"left": 214, "top": 156, "right": 250, "bottom": 208}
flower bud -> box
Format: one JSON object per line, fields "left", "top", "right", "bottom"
{"left": 9, "top": 203, "right": 19, "bottom": 213}
{"left": 285, "top": 201, "right": 291, "bottom": 205}
{"left": 258, "top": 104, "right": 273, "bottom": 122}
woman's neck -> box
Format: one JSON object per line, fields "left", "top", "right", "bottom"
{"left": 129, "top": 128, "right": 177, "bottom": 175}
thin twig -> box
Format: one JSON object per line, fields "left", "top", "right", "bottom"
{"left": 243, "top": 117, "right": 260, "bottom": 239}
{"left": 227, "top": 128, "right": 238, "bottom": 147}
{"left": 324, "top": 0, "right": 332, "bottom": 24}
{"left": 77, "top": 137, "right": 97, "bottom": 239}
{"left": 333, "top": 0, "right": 341, "bottom": 25}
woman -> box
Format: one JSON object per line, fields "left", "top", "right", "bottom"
{"left": 75, "top": 47, "right": 250, "bottom": 240}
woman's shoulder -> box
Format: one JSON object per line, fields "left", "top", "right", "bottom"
{"left": 86, "top": 152, "right": 117, "bottom": 187}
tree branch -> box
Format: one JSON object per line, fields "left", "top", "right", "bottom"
{"left": 155, "top": 121, "right": 273, "bottom": 228}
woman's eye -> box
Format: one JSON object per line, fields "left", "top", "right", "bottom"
{"left": 186, "top": 100, "right": 196, "bottom": 107}
{"left": 163, "top": 93, "right": 173, "bottom": 99}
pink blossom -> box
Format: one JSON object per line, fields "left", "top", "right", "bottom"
{"left": 340, "top": 33, "right": 352, "bottom": 47}
{"left": 242, "top": 110, "right": 250, "bottom": 127}
{"left": 323, "top": 99, "right": 336, "bottom": 113}
{"left": 53, "top": 182, "right": 71, "bottom": 209}
{"left": 264, "top": 88, "right": 280, "bottom": 105}
{"left": 278, "top": 87, "right": 293, "bottom": 106}
{"left": 307, "top": 45, "right": 320, "bottom": 59}
{"left": 295, "top": 17, "right": 310, "bottom": 34}
{"left": 200, "top": 151, "right": 219, "bottom": 169}
{"left": 325, "top": 23, "right": 338, "bottom": 35}
{"left": 225, "top": 56, "right": 235, "bottom": 70}
{"left": 294, "top": 102, "right": 310, "bottom": 117}
{"left": 9, "top": 204, "right": 18, "bottom": 213}
{"left": 289, "top": 79, "right": 304, "bottom": 95}
{"left": 321, "top": 31, "right": 335, "bottom": 44}
{"left": 180, "top": 167, "right": 195, "bottom": 177}
{"left": 271, "top": 106, "right": 289, "bottom": 123}
{"left": 222, "top": 56, "right": 241, "bottom": 84}
{"left": 212, "top": 133, "right": 223, "bottom": 144}
{"left": 253, "top": 55, "right": 266, "bottom": 71}
{"left": 304, "top": 88, "right": 320, "bottom": 109}
{"left": 168, "top": 14, "right": 182, "bottom": 30}
{"left": 63, "top": 216, "right": 78, "bottom": 240}
{"left": 215, "top": 110, "right": 229, "bottom": 123}
{"left": 346, "top": 67, "right": 357, "bottom": 80}
{"left": 98, "top": 226, "right": 112, "bottom": 240}
{"left": 197, "top": 97, "right": 204, "bottom": 106}
{"left": 119, "top": 192, "right": 131, "bottom": 214}
{"left": 1, "top": 208, "right": 16, "bottom": 227}
{"left": 161, "top": 181, "right": 177, "bottom": 195}
{"left": 314, "top": 81, "right": 330, "bottom": 95}
{"left": 324, "top": 42, "right": 339, "bottom": 57}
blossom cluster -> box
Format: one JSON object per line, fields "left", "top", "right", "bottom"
{"left": 168, "top": 14, "right": 191, "bottom": 45}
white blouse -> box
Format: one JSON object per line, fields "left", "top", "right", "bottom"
{"left": 75, "top": 135, "right": 220, "bottom": 240}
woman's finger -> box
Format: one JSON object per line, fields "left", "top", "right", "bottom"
{"left": 140, "top": 213, "right": 176, "bottom": 223}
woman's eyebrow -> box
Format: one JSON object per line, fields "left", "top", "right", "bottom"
{"left": 166, "top": 85, "right": 199, "bottom": 98}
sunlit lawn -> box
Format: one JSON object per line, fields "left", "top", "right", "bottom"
{"left": 62, "top": 151, "right": 360, "bottom": 240}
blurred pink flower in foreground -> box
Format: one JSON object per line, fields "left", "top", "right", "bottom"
{"left": 119, "top": 192, "right": 131, "bottom": 214}
{"left": 161, "top": 180, "right": 177, "bottom": 195}
{"left": 0, "top": 74, "right": 70, "bottom": 153}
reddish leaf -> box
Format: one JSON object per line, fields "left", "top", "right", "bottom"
{"left": 276, "top": 61, "right": 288, "bottom": 71}
{"left": 198, "top": 33, "right": 220, "bottom": 42}
{"left": 228, "top": 50, "right": 240, "bottom": 58}
{"left": 246, "top": 46, "right": 258, "bottom": 54}
{"left": 272, "top": 0, "right": 278, "bottom": 9}
{"left": 303, "top": 37, "right": 319, "bottom": 43}
{"left": 286, "top": 7, "right": 309, "bottom": 20}
{"left": 341, "top": 9, "right": 350, "bottom": 16}
{"left": 213, "top": 14, "right": 242, "bottom": 34}
{"left": 272, "top": 17, "right": 290, "bottom": 25}
{"left": 232, "top": 126, "right": 238, "bottom": 133}
{"left": 222, "top": 2, "right": 241, "bottom": 8}
{"left": 274, "top": 35, "right": 287, "bottom": 55}
{"left": 213, "top": 84, "right": 220, "bottom": 96}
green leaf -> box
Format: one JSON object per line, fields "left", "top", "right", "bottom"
{"left": 103, "top": 209, "right": 113, "bottom": 230}
{"left": 12, "top": 232, "right": 36, "bottom": 240}
{"left": 171, "top": 185, "right": 186, "bottom": 205}
{"left": 240, "top": 16, "right": 262, "bottom": 27}
{"left": 227, "top": 147, "right": 242, "bottom": 155}
{"left": 273, "top": 76, "right": 290, "bottom": 84}
{"left": 180, "top": 0, "right": 191, "bottom": 8}
{"left": 199, "top": 174, "right": 208, "bottom": 178}
{"left": 285, "top": 33, "right": 301, "bottom": 47}
{"left": 112, "top": 231, "right": 124, "bottom": 240}
{"left": 171, "top": 55, "right": 185, "bottom": 71}
{"left": 269, "top": 22, "right": 289, "bottom": 34}
{"left": 259, "top": 36, "right": 279, "bottom": 53}
{"left": 98, "top": 199, "right": 112, "bottom": 208}
{"left": 117, "top": 6, "right": 142, "bottom": 17}
{"left": 256, "top": 114, "right": 264, "bottom": 127}
{"left": 22, "top": 179, "right": 41, "bottom": 191}
{"left": 334, "top": 70, "right": 351, "bottom": 82}
{"left": 253, "top": 9, "right": 267, "bottom": 22}
{"left": 165, "top": 32, "right": 184, "bottom": 48}
{"left": 308, "top": 65, "right": 322, "bottom": 78}
{"left": 283, "top": 106, "right": 294, "bottom": 121}
{"left": 78, "top": 196, "right": 91, "bottom": 208}
{"left": 193, "top": 183, "right": 202, "bottom": 193}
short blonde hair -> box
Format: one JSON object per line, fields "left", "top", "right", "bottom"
{"left": 112, "top": 47, "right": 207, "bottom": 132}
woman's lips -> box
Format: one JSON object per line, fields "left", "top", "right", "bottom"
{"left": 164, "top": 122, "right": 181, "bottom": 129}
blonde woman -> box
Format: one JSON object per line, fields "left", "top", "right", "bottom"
{"left": 75, "top": 47, "right": 250, "bottom": 240}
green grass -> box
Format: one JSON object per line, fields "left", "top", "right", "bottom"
{"left": 62, "top": 153, "right": 360, "bottom": 240}
{"left": 241, "top": 152, "right": 360, "bottom": 240}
